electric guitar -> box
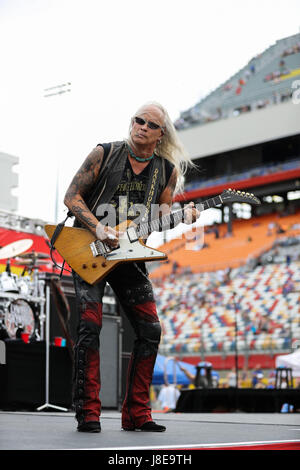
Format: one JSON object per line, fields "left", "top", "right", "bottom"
{"left": 44, "top": 189, "right": 260, "bottom": 285}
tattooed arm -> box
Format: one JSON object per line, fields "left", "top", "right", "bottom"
{"left": 64, "top": 146, "right": 119, "bottom": 247}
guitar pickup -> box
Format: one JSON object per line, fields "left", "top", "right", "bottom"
{"left": 90, "top": 240, "right": 111, "bottom": 257}
{"left": 127, "top": 226, "right": 139, "bottom": 243}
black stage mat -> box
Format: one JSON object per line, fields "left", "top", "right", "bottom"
{"left": 176, "top": 387, "right": 300, "bottom": 413}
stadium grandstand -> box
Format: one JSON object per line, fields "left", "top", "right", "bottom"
{"left": 174, "top": 32, "right": 300, "bottom": 130}
{"left": 150, "top": 32, "right": 300, "bottom": 376}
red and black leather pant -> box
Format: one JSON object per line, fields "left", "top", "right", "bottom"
{"left": 72, "top": 262, "right": 161, "bottom": 429}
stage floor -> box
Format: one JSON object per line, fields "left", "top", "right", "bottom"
{"left": 1, "top": 410, "right": 300, "bottom": 451}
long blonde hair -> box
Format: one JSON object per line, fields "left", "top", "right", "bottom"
{"left": 128, "top": 101, "right": 196, "bottom": 194}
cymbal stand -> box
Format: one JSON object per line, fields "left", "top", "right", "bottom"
{"left": 37, "top": 278, "right": 46, "bottom": 341}
{"left": 37, "top": 284, "right": 68, "bottom": 412}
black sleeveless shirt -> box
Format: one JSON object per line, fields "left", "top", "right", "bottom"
{"left": 91, "top": 143, "right": 174, "bottom": 226}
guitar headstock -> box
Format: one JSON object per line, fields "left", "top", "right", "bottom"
{"left": 221, "top": 188, "right": 261, "bottom": 205}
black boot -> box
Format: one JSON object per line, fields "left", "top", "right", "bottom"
{"left": 123, "top": 421, "right": 166, "bottom": 432}
{"left": 77, "top": 421, "right": 101, "bottom": 433}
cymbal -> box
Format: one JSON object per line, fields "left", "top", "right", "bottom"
{"left": 0, "top": 239, "right": 33, "bottom": 260}
{"left": 17, "top": 251, "right": 50, "bottom": 260}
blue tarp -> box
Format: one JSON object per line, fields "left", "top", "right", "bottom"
{"left": 152, "top": 354, "right": 193, "bottom": 385}
{"left": 152, "top": 354, "right": 219, "bottom": 385}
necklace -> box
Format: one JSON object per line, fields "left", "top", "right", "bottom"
{"left": 128, "top": 145, "right": 154, "bottom": 162}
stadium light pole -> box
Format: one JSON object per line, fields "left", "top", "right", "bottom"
{"left": 39, "top": 83, "right": 70, "bottom": 413}
{"left": 43, "top": 82, "right": 71, "bottom": 223}
{"left": 199, "top": 296, "right": 206, "bottom": 362}
{"left": 232, "top": 291, "right": 239, "bottom": 388}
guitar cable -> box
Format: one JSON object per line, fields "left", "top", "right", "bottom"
{"left": 47, "top": 213, "right": 73, "bottom": 277}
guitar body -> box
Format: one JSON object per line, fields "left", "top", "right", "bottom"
{"left": 44, "top": 221, "right": 167, "bottom": 285}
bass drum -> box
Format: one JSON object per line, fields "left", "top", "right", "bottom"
{"left": 1, "top": 299, "right": 36, "bottom": 339}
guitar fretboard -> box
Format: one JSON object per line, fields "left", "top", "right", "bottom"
{"left": 137, "top": 194, "right": 223, "bottom": 237}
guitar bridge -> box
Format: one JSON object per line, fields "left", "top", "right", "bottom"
{"left": 90, "top": 240, "right": 111, "bottom": 257}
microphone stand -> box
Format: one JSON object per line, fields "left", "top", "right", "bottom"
{"left": 37, "top": 284, "right": 68, "bottom": 412}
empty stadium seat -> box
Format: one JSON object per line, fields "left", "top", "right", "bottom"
{"left": 152, "top": 213, "right": 300, "bottom": 357}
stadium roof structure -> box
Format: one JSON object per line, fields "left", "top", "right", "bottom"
{"left": 175, "top": 33, "right": 300, "bottom": 160}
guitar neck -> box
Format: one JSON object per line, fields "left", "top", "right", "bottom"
{"left": 137, "top": 194, "right": 223, "bottom": 237}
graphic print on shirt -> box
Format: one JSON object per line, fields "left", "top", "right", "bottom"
{"left": 109, "top": 160, "right": 151, "bottom": 225}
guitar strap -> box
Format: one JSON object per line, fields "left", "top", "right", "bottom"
{"left": 141, "top": 155, "right": 164, "bottom": 222}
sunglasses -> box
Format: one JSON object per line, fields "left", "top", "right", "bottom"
{"left": 134, "top": 116, "right": 165, "bottom": 133}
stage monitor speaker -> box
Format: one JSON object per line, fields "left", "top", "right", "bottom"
{"left": 119, "top": 307, "right": 135, "bottom": 354}
{"left": 118, "top": 306, "right": 136, "bottom": 399}
{"left": 100, "top": 315, "right": 122, "bottom": 408}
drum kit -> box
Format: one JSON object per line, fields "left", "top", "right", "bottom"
{"left": 0, "top": 239, "right": 51, "bottom": 341}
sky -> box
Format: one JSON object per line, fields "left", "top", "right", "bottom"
{"left": 0, "top": 0, "right": 300, "bottom": 243}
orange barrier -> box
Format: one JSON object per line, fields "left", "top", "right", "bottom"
{"left": 150, "top": 211, "right": 300, "bottom": 279}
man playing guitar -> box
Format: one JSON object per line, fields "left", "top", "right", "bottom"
{"left": 63, "top": 102, "right": 199, "bottom": 433}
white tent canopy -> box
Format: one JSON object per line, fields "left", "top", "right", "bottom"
{"left": 275, "top": 349, "right": 300, "bottom": 377}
